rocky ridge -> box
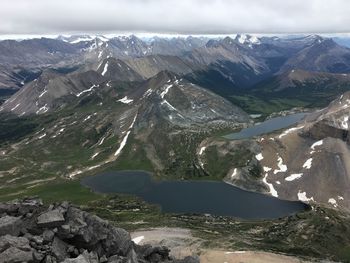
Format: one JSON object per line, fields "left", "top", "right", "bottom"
{"left": 0, "top": 198, "right": 198, "bottom": 263}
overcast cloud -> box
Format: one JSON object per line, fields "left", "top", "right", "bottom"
{"left": 1, "top": 0, "right": 350, "bottom": 36}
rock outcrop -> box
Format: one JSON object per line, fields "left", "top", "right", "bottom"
{"left": 0, "top": 198, "right": 198, "bottom": 263}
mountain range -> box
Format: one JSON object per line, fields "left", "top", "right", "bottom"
{"left": 1, "top": 34, "right": 350, "bottom": 215}
{"left": 2, "top": 33, "right": 350, "bottom": 261}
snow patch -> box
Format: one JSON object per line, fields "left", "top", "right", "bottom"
{"left": 143, "top": 88, "right": 152, "bottom": 98}
{"left": 285, "top": 173, "right": 303, "bottom": 181}
{"left": 255, "top": 153, "right": 263, "bottom": 161}
{"left": 160, "top": 84, "right": 173, "bottom": 99}
{"left": 76, "top": 84, "right": 98, "bottom": 97}
{"left": 263, "top": 173, "right": 278, "bottom": 197}
{"left": 298, "top": 191, "right": 314, "bottom": 202}
{"left": 114, "top": 114, "right": 137, "bottom": 157}
{"left": 98, "top": 136, "right": 106, "bottom": 146}
{"left": 311, "top": 140, "right": 323, "bottom": 150}
{"left": 38, "top": 90, "right": 48, "bottom": 98}
{"left": 303, "top": 158, "right": 313, "bottom": 169}
{"left": 36, "top": 104, "right": 49, "bottom": 114}
{"left": 68, "top": 170, "right": 83, "bottom": 179}
{"left": 278, "top": 126, "right": 304, "bottom": 139}
{"left": 263, "top": 166, "right": 272, "bottom": 172}
{"left": 83, "top": 115, "right": 92, "bottom": 122}
{"left": 101, "top": 62, "right": 109, "bottom": 76}
{"left": 91, "top": 152, "right": 100, "bottom": 160}
{"left": 238, "top": 34, "right": 247, "bottom": 44}
{"left": 328, "top": 198, "right": 338, "bottom": 208}
{"left": 118, "top": 96, "right": 133, "bottom": 104}
{"left": 273, "top": 155, "right": 287, "bottom": 174}
{"left": 38, "top": 133, "right": 47, "bottom": 139}
{"left": 114, "top": 131, "right": 131, "bottom": 156}
{"left": 231, "top": 168, "right": 238, "bottom": 179}
{"left": 11, "top": 103, "right": 20, "bottom": 111}
{"left": 199, "top": 146, "right": 206, "bottom": 155}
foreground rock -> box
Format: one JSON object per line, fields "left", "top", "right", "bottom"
{"left": 0, "top": 198, "right": 198, "bottom": 263}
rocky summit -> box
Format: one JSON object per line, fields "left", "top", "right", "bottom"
{"left": 0, "top": 198, "right": 198, "bottom": 263}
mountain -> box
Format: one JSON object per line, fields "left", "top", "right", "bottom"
{"left": 0, "top": 69, "right": 250, "bottom": 183}
{"left": 234, "top": 34, "right": 261, "bottom": 48}
{"left": 333, "top": 37, "right": 350, "bottom": 48}
{"left": 123, "top": 54, "right": 196, "bottom": 79}
{"left": 220, "top": 92, "right": 350, "bottom": 210}
{"left": 279, "top": 38, "right": 350, "bottom": 73}
{"left": 0, "top": 69, "right": 106, "bottom": 116}
{"left": 246, "top": 69, "right": 350, "bottom": 108}
{"left": 96, "top": 57, "right": 144, "bottom": 81}
{"left": 149, "top": 36, "right": 207, "bottom": 55}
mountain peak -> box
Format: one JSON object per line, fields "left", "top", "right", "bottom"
{"left": 235, "top": 34, "right": 261, "bottom": 46}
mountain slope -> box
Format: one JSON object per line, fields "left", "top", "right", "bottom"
{"left": 0, "top": 69, "right": 107, "bottom": 115}
{"left": 247, "top": 69, "right": 350, "bottom": 108}
{"left": 279, "top": 38, "right": 350, "bottom": 73}
{"left": 229, "top": 93, "right": 350, "bottom": 210}
{"left": 0, "top": 70, "right": 250, "bottom": 187}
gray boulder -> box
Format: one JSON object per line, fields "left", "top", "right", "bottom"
{"left": 0, "top": 216, "right": 22, "bottom": 236}
{"left": 51, "top": 236, "right": 69, "bottom": 261}
{"left": 0, "top": 246, "right": 34, "bottom": 263}
{"left": 0, "top": 235, "right": 33, "bottom": 263}
{"left": 37, "top": 209, "right": 65, "bottom": 228}
{"left": 64, "top": 207, "right": 132, "bottom": 257}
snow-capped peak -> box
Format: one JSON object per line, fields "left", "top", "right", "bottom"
{"left": 236, "top": 34, "right": 261, "bottom": 47}
{"left": 58, "top": 35, "right": 111, "bottom": 44}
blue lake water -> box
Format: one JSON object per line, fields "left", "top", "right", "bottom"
{"left": 224, "top": 112, "right": 307, "bottom": 140}
{"left": 81, "top": 171, "right": 308, "bottom": 219}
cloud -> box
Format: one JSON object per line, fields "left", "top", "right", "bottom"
{"left": 0, "top": 0, "right": 350, "bottom": 35}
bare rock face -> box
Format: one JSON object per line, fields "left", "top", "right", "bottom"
{"left": 0, "top": 198, "right": 199, "bottom": 263}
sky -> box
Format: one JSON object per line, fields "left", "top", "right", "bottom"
{"left": 1, "top": 0, "right": 350, "bottom": 37}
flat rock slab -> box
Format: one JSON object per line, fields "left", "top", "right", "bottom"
{"left": 37, "top": 209, "right": 65, "bottom": 228}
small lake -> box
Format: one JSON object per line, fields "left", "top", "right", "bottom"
{"left": 81, "top": 171, "right": 308, "bottom": 219}
{"left": 224, "top": 112, "right": 307, "bottom": 140}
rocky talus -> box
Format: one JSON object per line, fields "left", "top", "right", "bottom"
{"left": 0, "top": 198, "right": 198, "bottom": 263}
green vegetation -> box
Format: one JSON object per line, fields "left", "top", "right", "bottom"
{"left": 105, "top": 135, "right": 154, "bottom": 172}
{"left": 228, "top": 81, "right": 350, "bottom": 116}
{"left": 203, "top": 145, "right": 253, "bottom": 179}
{"left": 229, "top": 95, "right": 309, "bottom": 116}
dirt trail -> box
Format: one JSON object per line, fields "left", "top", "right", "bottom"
{"left": 131, "top": 227, "right": 310, "bottom": 263}
{"left": 200, "top": 250, "right": 309, "bottom": 263}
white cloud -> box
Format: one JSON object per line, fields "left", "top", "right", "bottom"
{"left": 0, "top": 0, "right": 350, "bottom": 35}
